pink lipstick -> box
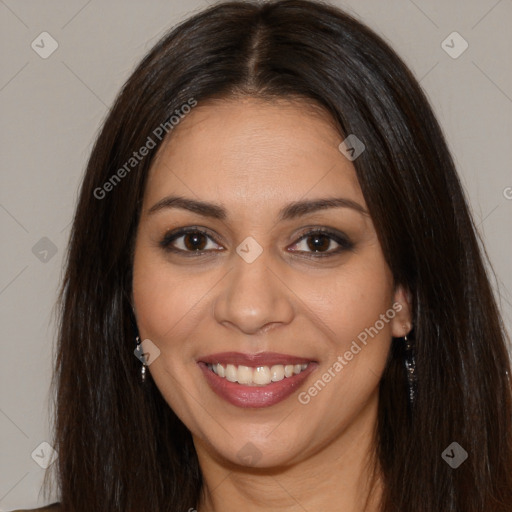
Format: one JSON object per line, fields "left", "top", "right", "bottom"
{"left": 197, "top": 352, "right": 318, "bottom": 408}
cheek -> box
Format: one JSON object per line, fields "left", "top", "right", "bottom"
{"left": 293, "top": 264, "right": 394, "bottom": 424}
{"left": 296, "top": 258, "right": 394, "bottom": 351}
{"left": 131, "top": 245, "right": 199, "bottom": 344}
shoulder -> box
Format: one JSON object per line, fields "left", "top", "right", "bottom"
{"left": 10, "top": 504, "right": 61, "bottom": 512}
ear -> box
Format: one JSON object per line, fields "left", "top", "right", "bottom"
{"left": 390, "top": 284, "right": 413, "bottom": 338}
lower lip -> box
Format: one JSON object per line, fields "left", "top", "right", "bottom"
{"left": 198, "top": 362, "right": 317, "bottom": 408}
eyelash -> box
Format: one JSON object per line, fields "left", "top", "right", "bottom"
{"left": 159, "top": 226, "right": 354, "bottom": 258}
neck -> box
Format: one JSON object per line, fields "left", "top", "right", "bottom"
{"left": 195, "top": 392, "right": 383, "bottom": 512}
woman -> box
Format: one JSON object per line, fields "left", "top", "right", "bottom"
{"left": 17, "top": 0, "right": 512, "bottom": 510}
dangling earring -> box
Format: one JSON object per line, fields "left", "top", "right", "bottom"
{"left": 134, "top": 336, "right": 147, "bottom": 383}
{"left": 403, "top": 334, "right": 417, "bottom": 408}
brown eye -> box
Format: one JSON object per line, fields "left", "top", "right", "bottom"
{"left": 182, "top": 232, "right": 208, "bottom": 251}
{"left": 305, "top": 233, "right": 331, "bottom": 252}
{"left": 289, "top": 229, "right": 354, "bottom": 257}
{"left": 160, "top": 228, "right": 223, "bottom": 255}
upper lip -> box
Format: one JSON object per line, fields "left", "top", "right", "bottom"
{"left": 198, "top": 351, "right": 315, "bottom": 367}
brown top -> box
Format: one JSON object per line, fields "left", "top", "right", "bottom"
{"left": 11, "top": 505, "right": 61, "bottom": 512}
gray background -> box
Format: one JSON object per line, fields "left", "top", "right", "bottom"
{"left": 1, "top": 0, "right": 511, "bottom": 509}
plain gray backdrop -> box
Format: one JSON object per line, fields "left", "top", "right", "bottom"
{"left": 1, "top": 0, "right": 511, "bottom": 509}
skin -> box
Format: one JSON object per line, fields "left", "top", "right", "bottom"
{"left": 132, "top": 97, "right": 412, "bottom": 512}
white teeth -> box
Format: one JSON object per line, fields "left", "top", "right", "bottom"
{"left": 237, "top": 365, "right": 253, "bottom": 385}
{"left": 216, "top": 363, "right": 225, "bottom": 377}
{"left": 206, "top": 362, "right": 310, "bottom": 386}
{"left": 284, "top": 365, "right": 294, "bottom": 377}
{"left": 253, "top": 366, "right": 271, "bottom": 385}
{"left": 225, "top": 364, "right": 237, "bottom": 382}
{"left": 270, "top": 365, "right": 284, "bottom": 382}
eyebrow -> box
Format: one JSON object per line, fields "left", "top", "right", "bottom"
{"left": 147, "top": 195, "right": 369, "bottom": 221}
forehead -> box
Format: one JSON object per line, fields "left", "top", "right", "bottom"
{"left": 145, "top": 97, "right": 364, "bottom": 211}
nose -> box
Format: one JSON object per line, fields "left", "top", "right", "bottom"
{"left": 213, "top": 247, "right": 295, "bottom": 335}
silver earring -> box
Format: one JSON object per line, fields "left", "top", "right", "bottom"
{"left": 135, "top": 336, "right": 147, "bottom": 383}
{"left": 404, "top": 334, "right": 417, "bottom": 408}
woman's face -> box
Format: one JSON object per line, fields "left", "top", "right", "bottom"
{"left": 132, "top": 97, "right": 411, "bottom": 469}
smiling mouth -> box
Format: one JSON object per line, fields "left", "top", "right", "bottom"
{"left": 197, "top": 351, "right": 318, "bottom": 407}
{"left": 206, "top": 362, "right": 310, "bottom": 386}
{"left": 198, "top": 359, "right": 318, "bottom": 408}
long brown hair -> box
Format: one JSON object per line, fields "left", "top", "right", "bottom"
{"left": 43, "top": 1, "right": 512, "bottom": 510}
